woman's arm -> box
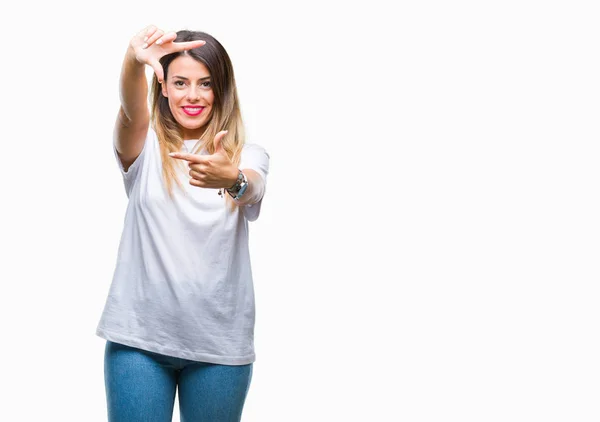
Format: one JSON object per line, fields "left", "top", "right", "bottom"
{"left": 114, "top": 43, "right": 150, "bottom": 171}
{"left": 168, "top": 132, "right": 269, "bottom": 207}
{"left": 114, "top": 25, "right": 205, "bottom": 171}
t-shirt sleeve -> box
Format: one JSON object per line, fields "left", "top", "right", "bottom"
{"left": 239, "top": 143, "right": 270, "bottom": 221}
{"left": 113, "top": 130, "right": 150, "bottom": 197}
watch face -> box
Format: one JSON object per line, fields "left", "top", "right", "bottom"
{"left": 238, "top": 182, "right": 248, "bottom": 197}
{"left": 226, "top": 170, "right": 249, "bottom": 199}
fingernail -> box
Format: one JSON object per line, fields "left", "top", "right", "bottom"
{"left": 156, "top": 39, "right": 163, "bottom": 45}
{"left": 143, "top": 36, "right": 148, "bottom": 42}
{"left": 142, "top": 43, "right": 148, "bottom": 49}
{"left": 168, "top": 152, "right": 176, "bottom": 156}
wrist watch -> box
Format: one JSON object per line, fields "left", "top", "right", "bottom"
{"left": 226, "top": 169, "right": 249, "bottom": 200}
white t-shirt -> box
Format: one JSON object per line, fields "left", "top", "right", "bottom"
{"left": 96, "top": 128, "right": 269, "bottom": 365}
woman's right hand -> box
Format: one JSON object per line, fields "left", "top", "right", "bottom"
{"left": 129, "top": 25, "right": 206, "bottom": 83}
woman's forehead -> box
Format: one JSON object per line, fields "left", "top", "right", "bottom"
{"left": 168, "top": 55, "right": 210, "bottom": 78}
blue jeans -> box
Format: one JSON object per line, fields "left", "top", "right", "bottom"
{"left": 104, "top": 341, "right": 253, "bottom": 422}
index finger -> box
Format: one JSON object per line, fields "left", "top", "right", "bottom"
{"left": 168, "top": 152, "right": 207, "bottom": 163}
{"left": 171, "top": 39, "right": 206, "bottom": 52}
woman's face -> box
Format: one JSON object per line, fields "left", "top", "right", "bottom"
{"left": 162, "top": 55, "right": 215, "bottom": 140}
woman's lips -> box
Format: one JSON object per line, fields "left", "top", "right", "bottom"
{"left": 182, "top": 106, "right": 204, "bottom": 116}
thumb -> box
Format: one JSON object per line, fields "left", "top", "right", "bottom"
{"left": 213, "top": 130, "right": 228, "bottom": 154}
{"left": 149, "top": 58, "right": 165, "bottom": 83}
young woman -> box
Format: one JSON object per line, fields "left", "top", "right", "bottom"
{"left": 96, "top": 24, "right": 269, "bottom": 422}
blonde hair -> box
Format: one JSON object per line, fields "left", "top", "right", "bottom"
{"left": 149, "top": 30, "right": 245, "bottom": 210}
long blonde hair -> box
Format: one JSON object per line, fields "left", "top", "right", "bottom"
{"left": 149, "top": 30, "right": 245, "bottom": 209}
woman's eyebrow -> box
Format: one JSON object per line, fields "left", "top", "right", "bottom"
{"left": 172, "top": 75, "right": 211, "bottom": 81}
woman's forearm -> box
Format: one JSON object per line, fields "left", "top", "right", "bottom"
{"left": 119, "top": 47, "right": 150, "bottom": 125}
{"left": 235, "top": 169, "right": 265, "bottom": 207}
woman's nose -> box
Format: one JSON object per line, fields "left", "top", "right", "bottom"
{"left": 187, "top": 87, "right": 201, "bottom": 101}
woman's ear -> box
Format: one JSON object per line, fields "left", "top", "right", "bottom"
{"left": 161, "top": 82, "right": 168, "bottom": 98}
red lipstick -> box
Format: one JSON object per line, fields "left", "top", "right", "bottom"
{"left": 182, "top": 106, "right": 204, "bottom": 116}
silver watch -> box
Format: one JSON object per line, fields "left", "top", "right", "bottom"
{"left": 226, "top": 170, "right": 248, "bottom": 200}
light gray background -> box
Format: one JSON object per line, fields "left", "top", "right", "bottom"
{"left": 0, "top": 0, "right": 598, "bottom": 421}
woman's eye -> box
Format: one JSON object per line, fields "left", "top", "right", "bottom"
{"left": 174, "top": 81, "right": 185, "bottom": 87}
{"left": 201, "top": 81, "right": 211, "bottom": 88}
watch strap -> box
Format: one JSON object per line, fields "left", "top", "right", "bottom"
{"left": 226, "top": 169, "right": 248, "bottom": 200}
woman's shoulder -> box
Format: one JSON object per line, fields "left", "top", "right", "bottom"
{"left": 241, "top": 142, "right": 269, "bottom": 162}
{"left": 240, "top": 142, "right": 269, "bottom": 176}
{"left": 242, "top": 142, "right": 268, "bottom": 154}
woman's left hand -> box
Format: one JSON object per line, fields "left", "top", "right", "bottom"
{"left": 169, "top": 131, "right": 239, "bottom": 189}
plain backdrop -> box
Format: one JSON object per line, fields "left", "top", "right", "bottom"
{"left": 0, "top": 0, "right": 598, "bottom": 421}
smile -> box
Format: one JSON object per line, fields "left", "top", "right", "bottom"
{"left": 182, "top": 106, "right": 205, "bottom": 116}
